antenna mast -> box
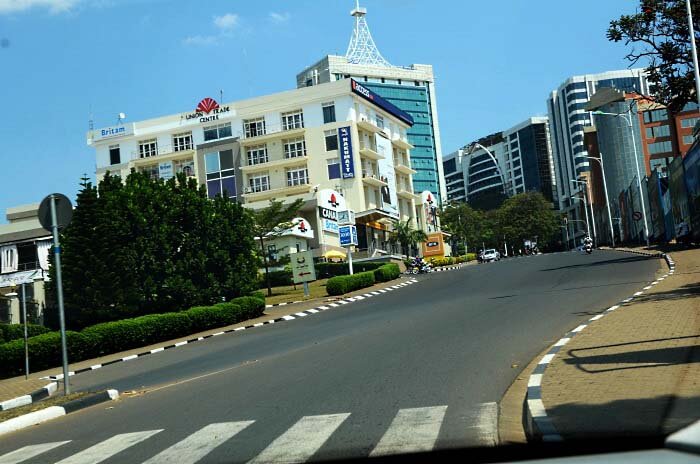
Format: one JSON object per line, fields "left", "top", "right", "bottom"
{"left": 345, "top": 0, "right": 392, "bottom": 66}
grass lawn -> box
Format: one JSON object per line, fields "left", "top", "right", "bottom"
{"left": 263, "top": 278, "right": 331, "bottom": 305}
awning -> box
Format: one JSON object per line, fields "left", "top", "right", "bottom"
{"left": 355, "top": 209, "right": 397, "bottom": 225}
{"left": 0, "top": 269, "right": 44, "bottom": 288}
{"left": 323, "top": 250, "right": 346, "bottom": 259}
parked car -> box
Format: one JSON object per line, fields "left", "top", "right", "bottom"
{"left": 481, "top": 248, "right": 500, "bottom": 262}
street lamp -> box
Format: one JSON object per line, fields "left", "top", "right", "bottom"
{"left": 586, "top": 155, "right": 615, "bottom": 248}
{"left": 593, "top": 109, "right": 650, "bottom": 246}
{"left": 570, "top": 179, "right": 596, "bottom": 246}
{"left": 468, "top": 142, "right": 510, "bottom": 196}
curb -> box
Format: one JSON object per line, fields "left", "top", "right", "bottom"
{"left": 0, "top": 389, "right": 118, "bottom": 436}
{"left": 0, "top": 382, "right": 57, "bottom": 412}
{"left": 41, "top": 278, "right": 420, "bottom": 382}
{"left": 524, "top": 250, "right": 675, "bottom": 442}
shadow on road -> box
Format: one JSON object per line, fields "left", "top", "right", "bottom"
{"left": 539, "top": 255, "right": 658, "bottom": 272}
{"left": 629, "top": 283, "right": 700, "bottom": 303}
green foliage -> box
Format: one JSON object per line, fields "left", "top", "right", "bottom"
{"left": 389, "top": 219, "right": 428, "bottom": 256}
{"left": 326, "top": 271, "right": 376, "bottom": 296}
{"left": 496, "top": 192, "right": 559, "bottom": 248}
{"left": 608, "top": 0, "right": 700, "bottom": 115}
{"left": 46, "top": 172, "right": 258, "bottom": 330}
{"left": 440, "top": 202, "right": 488, "bottom": 249}
{"left": 258, "top": 270, "right": 293, "bottom": 288}
{"left": 373, "top": 264, "right": 400, "bottom": 282}
{"left": 315, "top": 261, "right": 385, "bottom": 278}
{"left": 0, "top": 323, "right": 51, "bottom": 343}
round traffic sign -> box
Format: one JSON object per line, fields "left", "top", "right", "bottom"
{"left": 632, "top": 211, "right": 643, "bottom": 221}
{"left": 38, "top": 193, "right": 73, "bottom": 232}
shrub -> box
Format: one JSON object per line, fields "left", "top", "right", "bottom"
{"left": 0, "top": 331, "right": 89, "bottom": 378}
{"left": 315, "top": 261, "right": 384, "bottom": 279}
{"left": 229, "top": 296, "right": 265, "bottom": 319}
{"left": 326, "top": 271, "right": 376, "bottom": 296}
{"left": 258, "top": 270, "right": 293, "bottom": 288}
{"left": 0, "top": 323, "right": 51, "bottom": 343}
{"left": 374, "top": 263, "right": 400, "bottom": 282}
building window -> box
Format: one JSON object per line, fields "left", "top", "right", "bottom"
{"left": 322, "top": 102, "right": 336, "bottom": 124}
{"left": 648, "top": 140, "right": 673, "bottom": 154}
{"left": 249, "top": 174, "right": 270, "bottom": 193}
{"left": 283, "top": 137, "right": 306, "bottom": 158}
{"left": 109, "top": 145, "right": 121, "bottom": 165}
{"left": 683, "top": 135, "right": 695, "bottom": 145}
{"left": 138, "top": 139, "right": 157, "bottom": 158}
{"left": 286, "top": 167, "right": 309, "bottom": 186}
{"left": 327, "top": 158, "right": 341, "bottom": 179}
{"left": 174, "top": 159, "right": 195, "bottom": 177}
{"left": 173, "top": 132, "right": 193, "bottom": 152}
{"left": 325, "top": 130, "right": 338, "bottom": 151}
{"left": 281, "top": 110, "right": 304, "bottom": 131}
{"left": 140, "top": 164, "right": 159, "bottom": 180}
{"left": 376, "top": 114, "right": 385, "bottom": 129}
{"left": 645, "top": 125, "right": 671, "bottom": 138}
{"left": 203, "top": 122, "right": 232, "bottom": 142}
{"left": 643, "top": 109, "right": 668, "bottom": 123}
{"left": 681, "top": 117, "right": 700, "bottom": 128}
{"left": 205, "top": 150, "right": 236, "bottom": 199}
{"left": 244, "top": 117, "right": 266, "bottom": 138}
{"left": 246, "top": 145, "right": 268, "bottom": 165}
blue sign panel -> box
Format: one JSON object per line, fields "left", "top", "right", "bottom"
{"left": 338, "top": 126, "right": 355, "bottom": 179}
{"left": 350, "top": 79, "right": 414, "bottom": 126}
{"left": 339, "top": 225, "right": 358, "bottom": 247}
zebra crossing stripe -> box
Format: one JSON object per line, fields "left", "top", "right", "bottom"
{"left": 55, "top": 430, "right": 162, "bottom": 464}
{"left": 250, "top": 413, "right": 350, "bottom": 464}
{"left": 0, "top": 441, "right": 70, "bottom": 464}
{"left": 143, "top": 422, "right": 254, "bottom": 464}
{"left": 370, "top": 406, "right": 447, "bottom": 457}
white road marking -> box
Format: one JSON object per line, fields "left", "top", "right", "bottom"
{"left": 643, "top": 285, "right": 652, "bottom": 290}
{"left": 282, "top": 315, "right": 295, "bottom": 321}
{"left": 317, "top": 306, "right": 330, "bottom": 310}
{"left": 234, "top": 327, "right": 246, "bottom": 331}
{"left": 122, "top": 355, "right": 138, "bottom": 361}
{"left": 589, "top": 314, "right": 604, "bottom": 321}
{"left": 55, "top": 430, "right": 162, "bottom": 464}
{"left": 464, "top": 402, "right": 498, "bottom": 447}
{"left": 306, "top": 309, "right": 320, "bottom": 313}
{"left": 0, "top": 442, "right": 70, "bottom": 464}
{"left": 539, "top": 353, "right": 555, "bottom": 364}
{"left": 174, "top": 341, "right": 188, "bottom": 347}
{"left": 250, "top": 413, "right": 350, "bottom": 464}
{"left": 553, "top": 338, "right": 570, "bottom": 347}
{"left": 143, "top": 422, "right": 253, "bottom": 464}
{"left": 294, "top": 312, "right": 308, "bottom": 317}
{"left": 528, "top": 374, "right": 543, "bottom": 387}
{"left": 633, "top": 291, "right": 644, "bottom": 296}
{"left": 150, "top": 348, "right": 164, "bottom": 354}
{"left": 572, "top": 325, "right": 587, "bottom": 333}
{"left": 370, "top": 406, "right": 447, "bottom": 456}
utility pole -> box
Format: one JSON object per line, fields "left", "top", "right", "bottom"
{"left": 687, "top": 0, "right": 700, "bottom": 109}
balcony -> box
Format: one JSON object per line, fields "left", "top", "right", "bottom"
{"left": 362, "top": 171, "right": 388, "bottom": 188}
{"left": 243, "top": 183, "right": 311, "bottom": 202}
{"left": 131, "top": 145, "right": 195, "bottom": 164}
{"left": 397, "top": 188, "right": 419, "bottom": 201}
{"left": 241, "top": 156, "right": 308, "bottom": 174}
{"left": 391, "top": 138, "right": 414, "bottom": 150}
{"left": 359, "top": 146, "right": 383, "bottom": 160}
{"left": 239, "top": 124, "right": 306, "bottom": 147}
{"left": 394, "top": 162, "right": 416, "bottom": 175}
{"left": 357, "top": 117, "right": 383, "bottom": 134}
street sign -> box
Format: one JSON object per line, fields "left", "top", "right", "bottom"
{"left": 339, "top": 225, "right": 358, "bottom": 247}
{"left": 337, "top": 210, "right": 355, "bottom": 226}
{"left": 633, "top": 211, "right": 643, "bottom": 221}
{"left": 291, "top": 250, "right": 316, "bottom": 284}
{"left": 38, "top": 193, "right": 73, "bottom": 232}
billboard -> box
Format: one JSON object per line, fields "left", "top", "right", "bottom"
{"left": 338, "top": 126, "right": 355, "bottom": 179}
{"left": 669, "top": 156, "right": 690, "bottom": 239}
{"left": 375, "top": 133, "right": 399, "bottom": 219}
{"left": 647, "top": 170, "right": 665, "bottom": 241}
{"left": 350, "top": 79, "right": 414, "bottom": 126}
{"left": 684, "top": 140, "right": 700, "bottom": 241}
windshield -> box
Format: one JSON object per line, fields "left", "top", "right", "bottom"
{"left": 0, "top": 1, "right": 698, "bottom": 462}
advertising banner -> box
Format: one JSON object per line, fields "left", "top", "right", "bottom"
{"left": 317, "top": 189, "right": 347, "bottom": 234}
{"left": 158, "top": 161, "right": 174, "bottom": 180}
{"left": 648, "top": 170, "right": 664, "bottom": 240}
{"left": 339, "top": 225, "right": 358, "bottom": 247}
{"left": 350, "top": 79, "right": 414, "bottom": 126}
{"left": 422, "top": 232, "right": 445, "bottom": 258}
{"left": 338, "top": 126, "right": 355, "bottom": 179}
{"left": 669, "top": 156, "right": 690, "bottom": 239}
{"left": 375, "top": 134, "right": 399, "bottom": 219}
{"left": 421, "top": 191, "right": 437, "bottom": 228}
{"left": 684, "top": 141, "right": 700, "bottom": 241}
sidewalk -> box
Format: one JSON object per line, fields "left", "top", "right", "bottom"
{"left": 0, "top": 274, "right": 424, "bottom": 404}
{"left": 540, "top": 247, "right": 700, "bottom": 439}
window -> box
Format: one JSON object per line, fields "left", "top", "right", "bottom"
{"left": 249, "top": 174, "right": 270, "bottom": 192}
{"left": 325, "top": 130, "right": 338, "bottom": 151}
{"left": 286, "top": 167, "right": 309, "bottom": 186}
{"left": 140, "top": 164, "right": 159, "bottom": 180}
{"left": 109, "top": 145, "right": 121, "bottom": 165}
{"left": 683, "top": 135, "right": 695, "bottom": 145}
{"left": 173, "top": 132, "right": 192, "bottom": 152}
{"left": 205, "top": 150, "right": 236, "bottom": 199}
{"left": 648, "top": 140, "right": 673, "bottom": 154}
{"left": 327, "top": 158, "right": 341, "bottom": 179}
{"left": 322, "top": 102, "right": 336, "bottom": 124}
{"left": 376, "top": 114, "right": 385, "bottom": 129}
{"left": 645, "top": 125, "right": 671, "bottom": 138}
{"left": 246, "top": 145, "right": 268, "bottom": 165}
{"left": 138, "top": 139, "right": 157, "bottom": 158}
{"left": 643, "top": 109, "right": 668, "bottom": 123}
{"left": 283, "top": 137, "right": 306, "bottom": 158}
{"left": 244, "top": 117, "right": 266, "bottom": 138}
{"left": 174, "top": 159, "right": 195, "bottom": 177}
{"left": 681, "top": 117, "right": 700, "bottom": 128}
{"left": 281, "top": 110, "right": 304, "bottom": 131}
{"left": 203, "top": 122, "right": 232, "bottom": 141}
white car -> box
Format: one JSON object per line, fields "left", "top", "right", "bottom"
{"left": 481, "top": 249, "right": 500, "bottom": 262}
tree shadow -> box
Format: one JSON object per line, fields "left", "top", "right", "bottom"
{"left": 630, "top": 282, "right": 700, "bottom": 304}
{"left": 540, "top": 255, "right": 658, "bottom": 272}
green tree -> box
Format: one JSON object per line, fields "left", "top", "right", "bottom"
{"left": 440, "top": 202, "right": 490, "bottom": 253}
{"left": 607, "top": 0, "right": 700, "bottom": 115}
{"left": 250, "top": 199, "right": 304, "bottom": 296}
{"left": 495, "top": 192, "right": 559, "bottom": 250}
{"left": 389, "top": 219, "right": 428, "bottom": 257}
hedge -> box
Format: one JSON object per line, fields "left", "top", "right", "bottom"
{"left": 374, "top": 263, "right": 400, "bottom": 282}
{"left": 315, "top": 261, "right": 385, "bottom": 279}
{"left": 258, "top": 270, "right": 293, "bottom": 288}
{"left": 326, "top": 271, "right": 376, "bottom": 296}
{"left": 0, "top": 323, "right": 51, "bottom": 343}
{"left": 0, "top": 295, "right": 265, "bottom": 378}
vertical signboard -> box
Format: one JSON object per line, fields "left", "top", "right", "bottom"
{"left": 421, "top": 191, "right": 437, "bottom": 229}
{"left": 338, "top": 126, "right": 355, "bottom": 179}
{"left": 684, "top": 141, "right": 700, "bottom": 241}
{"left": 375, "top": 133, "right": 399, "bottom": 219}
{"left": 339, "top": 225, "right": 359, "bottom": 247}
{"left": 291, "top": 250, "right": 316, "bottom": 284}
{"left": 669, "top": 156, "right": 690, "bottom": 239}
{"left": 159, "top": 161, "right": 174, "bottom": 180}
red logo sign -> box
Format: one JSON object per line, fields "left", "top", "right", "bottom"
{"left": 329, "top": 193, "right": 339, "bottom": 208}
{"left": 298, "top": 221, "right": 307, "bottom": 233}
{"left": 426, "top": 193, "right": 433, "bottom": 204}
{"left": 196, "top": 97, "right": 220, "bottom": 114}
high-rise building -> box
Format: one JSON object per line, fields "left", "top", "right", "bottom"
{"left": 547, "top": 69, "right": 649, "bottom": 236}
{"left": 296, "top": 2, "right": 446, "bottom": 205}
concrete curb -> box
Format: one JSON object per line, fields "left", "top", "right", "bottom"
{"left": 524, "top": 250, "right": 674, "bottom": 442}
{"left": 0, "top": 389, "right": 118, "bottom": 436}
{"left": 41, "top": 278, "right": 420, "bottom": 382}
{"left": 0, "top": 382, "right": 57, "bottom": 412}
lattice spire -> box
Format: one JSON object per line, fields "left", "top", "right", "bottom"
{"left": 345, "top": 0, "right": 392, "bottom": 67}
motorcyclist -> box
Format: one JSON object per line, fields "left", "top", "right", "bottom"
{"left": 583, "top": 235, "right": 593, "bottom": 249}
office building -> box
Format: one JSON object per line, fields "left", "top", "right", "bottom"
{"left": 296, "top": 2, "right": 446, "bottom": 205}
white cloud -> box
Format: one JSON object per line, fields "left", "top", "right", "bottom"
{"left": 0, "top": 0, "right": 81, "bottom": 14}
{"left": 183, "top": 35, "right": 218, "bottom": 46}
{"left": 269, "top": 11, "right": 290, "bottom": 23}
{"left": 213, "top": 13, "right": 239, "bottom": 31}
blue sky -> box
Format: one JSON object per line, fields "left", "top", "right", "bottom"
{"left": 0, "top": 0, "right": 636, "bottom": 219}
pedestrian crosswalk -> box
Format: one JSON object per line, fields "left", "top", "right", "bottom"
{"left": 0, "top": 403, "right": 498, "bottom": 464}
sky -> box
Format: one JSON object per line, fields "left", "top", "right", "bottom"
{"left": 0, "top": 0, "right": 638, "bottom": 220}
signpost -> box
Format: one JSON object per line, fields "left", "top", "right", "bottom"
{"left": 38, "top": 193, "right": 73, "bottom": 395}
{"left": 339, "top": 225, "right": 358, "bottom": 275}
{"left": 290, "top": 250, "right": 316, "bottom": 297}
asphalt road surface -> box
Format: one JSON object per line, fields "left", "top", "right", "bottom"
{"left": 0, "top": 250, "right": 660, "bottom": 463}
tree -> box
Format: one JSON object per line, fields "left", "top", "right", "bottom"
{"left": 250, "top": 199, "right": 304, "bottom": 296}
{"left": 607, "top": 0, "right": 700, "bottom": 115}
{"left": 440, "top": 202, "right": 489, "bottom": 253}
{"left": 389, "top": 219, "right": 428, "bottom": 257}
{"left": 495, "top": 192, "right": 559, "bottom": 250}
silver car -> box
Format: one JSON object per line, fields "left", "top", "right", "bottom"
{"left": 482, "top": 248, "right": 500, "bottom": 262}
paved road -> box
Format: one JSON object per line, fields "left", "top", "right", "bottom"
{"left": 0, "top": 250, "right": 660, "bottom": 463}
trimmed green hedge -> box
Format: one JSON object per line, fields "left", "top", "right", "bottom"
{"left": 374, "top": 263, "right": 400, "bottom": 282}
{"left": 0, "top": 295, "right": 265, "bottom": 378}
{"left": 315, "top": 262, "right": 385, "bottom": 279}
{"left": 326, "top": 271, "right": 376, "bottom": 296}
{"left": 0, "top": 323, "right": 51, "bottom": 343}
{"left": 258, "top": 270, "right": 293, "bottom": 288}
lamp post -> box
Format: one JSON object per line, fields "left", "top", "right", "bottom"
{"left": 468, "top": 142, "right": 509, "bottom": 196}
{"left": 593, "top": 109, "right": 650, "bottom": 246}
{"left": 586, "top": 155, "right": 615, "bottom": 248}
{"left": 560, "top": 225, "right": 570, "bottom": 250}
{"left": 571, "top": 179, "right": 596, "bottom": 246}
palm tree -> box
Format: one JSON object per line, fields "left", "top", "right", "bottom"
{"left": 389, "top": 219, "right": 428, "bottom": 257}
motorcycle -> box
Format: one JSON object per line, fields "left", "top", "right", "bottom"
{"left": 406, "top": 259, "right": 432, "bottom": 274}
{"left": 584, "top": 244, "right": 593, "bottom": 254}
